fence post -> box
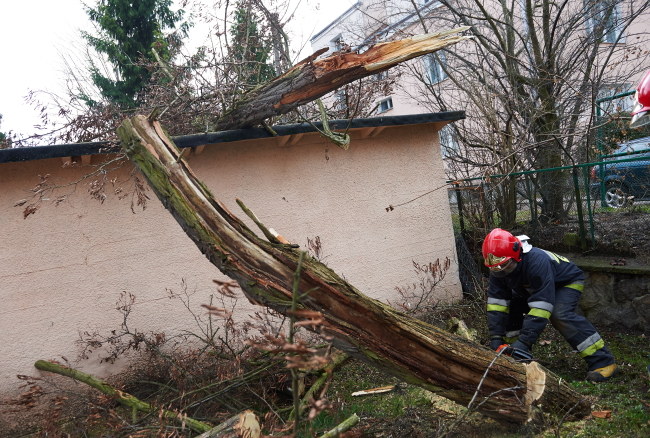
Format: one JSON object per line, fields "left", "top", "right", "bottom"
{"left": 454, "top": 182, "right": 466, "bottom": 236}
{"left": 571, "top": 166, "right": 587, "bottom": 250}
{"left": 525, "top": 176, "right": 538, "bottom": 227}
{"left": 582, "top": 165, "right": 596, "bottom": 247}
{"left": 479, "top": 181, "right": 491, "bottom": 230}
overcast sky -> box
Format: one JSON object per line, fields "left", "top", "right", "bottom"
{"left": 0, "top": 0, "right": 355, "bottom": 140}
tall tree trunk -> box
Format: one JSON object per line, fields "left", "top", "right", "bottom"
{"left": 117, "top": 115, "right": 591, "bottom": 424}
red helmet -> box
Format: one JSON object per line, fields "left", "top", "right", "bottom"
{"left": 631, "top": 70, "right": 650, "bottom": 129}
{"left": 482, "top": 228, "right": 522, "bottom": 267}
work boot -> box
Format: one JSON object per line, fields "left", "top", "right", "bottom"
{"left": 586, "top": 364, "right": 619, "bottom": 382}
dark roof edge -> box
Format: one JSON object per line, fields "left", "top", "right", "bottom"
{"left": 0, "top": 111, "right": 464, "bottom": 164}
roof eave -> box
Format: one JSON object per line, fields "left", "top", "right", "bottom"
{"left": 0, "top": 111, "right": 465, "bottom": 164}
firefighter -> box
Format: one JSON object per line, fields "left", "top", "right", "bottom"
{"left": 482, "top": 228, "right": 618, "bottom": 382}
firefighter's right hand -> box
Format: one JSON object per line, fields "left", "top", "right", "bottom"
{"left": 496, "top": 343, "right": 510, "bottom": 354}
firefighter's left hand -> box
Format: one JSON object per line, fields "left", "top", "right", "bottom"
{"left": 509, "top": 340, "right": 534, "bottom": 362}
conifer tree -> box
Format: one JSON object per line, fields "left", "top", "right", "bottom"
{"left": 229, "top": 1, "right": 275, "bottom": 93}
{"left": 83, "top": 0, "right": 185, "bottom": 108}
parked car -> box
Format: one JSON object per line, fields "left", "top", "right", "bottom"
{"left": 590, "top": 136, "right": 650, "bottom": 208}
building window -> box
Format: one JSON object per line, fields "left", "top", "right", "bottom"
{"left": 439, "top": 125, "right": 459, "bottom": 157}
{"left": 585, "top": 1, "right": 623, "bottom": 43}
{"left": 598, "top": 84, "right": 635, "bottom": 113}
{"left": 334, "top": 89, "right": 347, "bottom": 112}
{"left": 375, "top": 70, "right": 389, "bottom": 81}
{"left": 426, "top": 52, "right": 447, "bottom": 84}
{"left": 377, "top": 97, "right": 393, "bottom": 113}
{"left": 330, "top": 34, "right": 346, "bottom": 52}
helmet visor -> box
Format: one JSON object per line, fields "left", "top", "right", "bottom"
{"left": 488, "top": 259, "right": 517, "bottom": 276}
{"left": 630, "top": 106, "right": 650, "bottom": 128}
{"left": 484, "top": 253, "right": 508, "bottom": 267}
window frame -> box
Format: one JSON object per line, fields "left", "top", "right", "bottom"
{"left": 425, "top": 51, "right": 448, "bottom": 84}
{"left": 585, "top": 0, "right": 625, "bottom": 44}
{"left": 377, "top": 97, "right": 394, "bottom": 113}
{"left": 330, "top": 34, "right": 345, "bottom": 52}
{"left": 439, "top": 125, "right": 459, "bottom": 157}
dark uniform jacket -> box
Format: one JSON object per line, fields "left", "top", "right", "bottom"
{"left": 487, "top": 247, "right": 584, "bottom": 348}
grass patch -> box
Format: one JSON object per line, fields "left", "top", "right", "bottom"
{"left": 592, "top": 204, "right": 650, "bottom": 214}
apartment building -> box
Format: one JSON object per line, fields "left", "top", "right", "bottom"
{"left": 311, "top": 1, "right": 650, "bottom": 179}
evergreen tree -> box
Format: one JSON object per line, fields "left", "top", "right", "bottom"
{"left": 83, "top": 0, "right": 185, "bottom": 108}
{"left": 229, "top": 1, "right": 275, "bottom": 91}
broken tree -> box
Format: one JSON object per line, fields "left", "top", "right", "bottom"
{"left": 118, "top": 116, "right": 590, "bottom": 424}
{"left": 116, "top": 33, "right": 591, "bottom": 424}
{"left": 214, "top": 28, "right": 470, "bottom": 130}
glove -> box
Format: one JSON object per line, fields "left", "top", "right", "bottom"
{"left": 511, "top": 340, "right": 531, "bottom": 354}
{"left": 496, "top": 341, "right": 534, "bottom": 362}
{"left": 509, "top": 340, "right": 534, "bottom": 362}
{"left": 490, "top": 337, "right": 505, "bottom": 351}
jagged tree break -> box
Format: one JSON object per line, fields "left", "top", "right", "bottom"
{"left": 213, "top": 28, "right": 470, "bottom": 130}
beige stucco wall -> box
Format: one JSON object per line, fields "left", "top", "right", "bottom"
{"left": 0, "top": 122, "right": 460, "bottom": 398}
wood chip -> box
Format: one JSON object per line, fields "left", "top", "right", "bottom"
{"left": 592, "top": 410, "right": 612, "bottom": 419}
{"left": 351, "top": 385, "right": 395, "bottom": 396}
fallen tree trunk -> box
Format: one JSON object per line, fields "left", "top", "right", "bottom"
{"left": 214, "top": 28, "right": 470, "bottom": 131}
{"left": 117, "top": 115, "right": 591, "bottom": 424}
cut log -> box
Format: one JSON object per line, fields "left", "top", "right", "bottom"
{"left": 117, "top": 115, "right": 592, "bottom": 424}
{"left": 214, "top": 28, "right": 470, "bottom": 131}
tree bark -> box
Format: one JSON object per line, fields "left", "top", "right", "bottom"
{"left": 117, "top": 115, "right": 591, "bottom": 424}
{"left": 214, "top": 28, "right": 470, "bottom": 131}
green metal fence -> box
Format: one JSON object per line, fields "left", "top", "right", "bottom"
{"left": 448, "top": 153, "right": 650, "bottom": 250}
{"left": 448, "top": 89, "right": 649, "bottom": 253}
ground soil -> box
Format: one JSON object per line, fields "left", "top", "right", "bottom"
{"left": 591, "top": 210, "right": 650, "bottom": 264}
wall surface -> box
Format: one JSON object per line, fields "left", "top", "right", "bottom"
{"left": 0, "top": 123, "right": 461, "bottom": 398}
{"left": 575, "top": 258, "right": 650, "bottom": 331}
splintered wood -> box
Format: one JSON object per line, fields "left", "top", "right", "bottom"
{"left": 214, "top": 28, "right": 471, "bottom": 131}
